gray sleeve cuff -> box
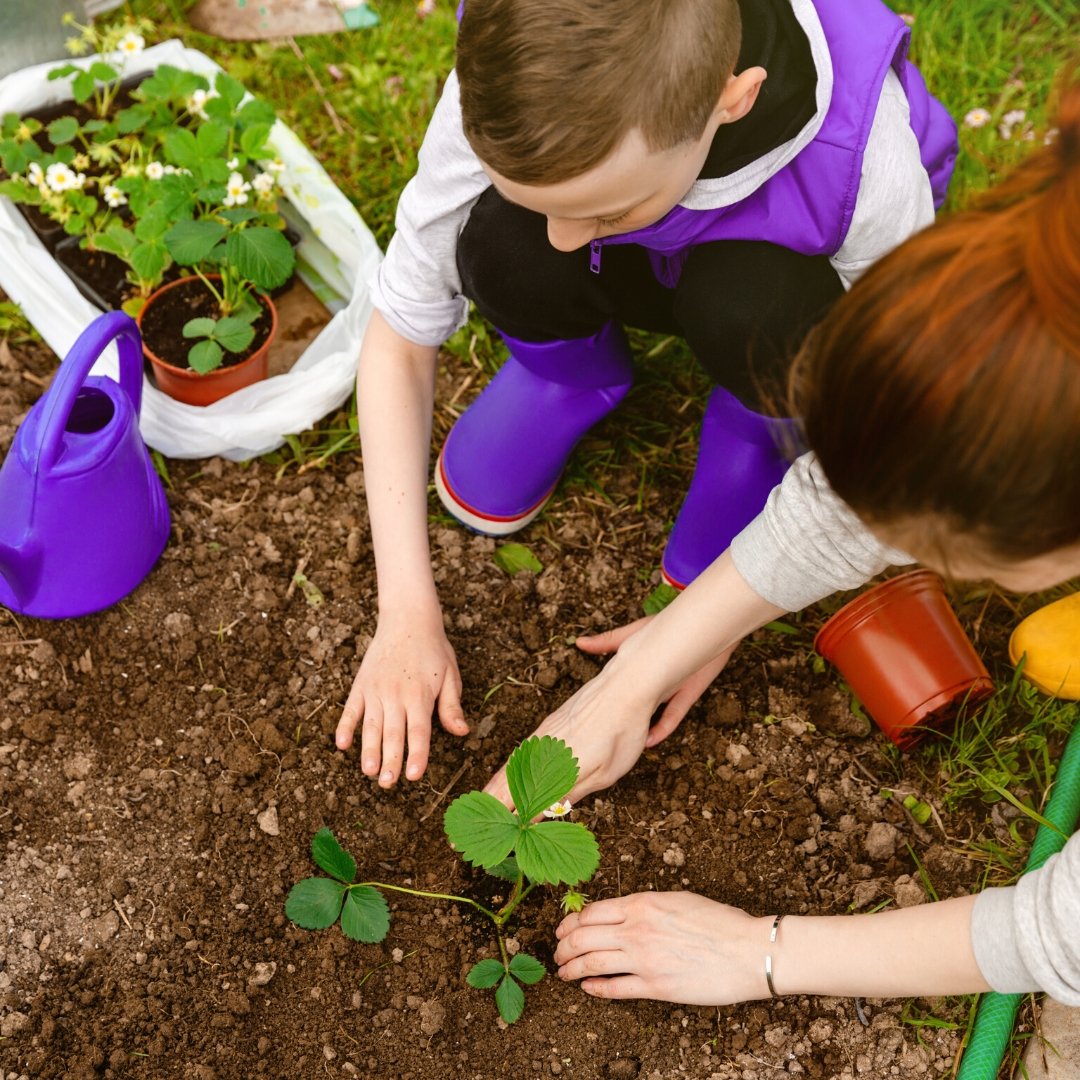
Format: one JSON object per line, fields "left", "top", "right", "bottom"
{"left": 729, "top": 453, "right": 914, "bottom": 612}
{"left": 971, "top": 839, "right": 1080, "bottom": 1005}
{"left": 971, "top": 886, "right": 1040, "bottom": 993}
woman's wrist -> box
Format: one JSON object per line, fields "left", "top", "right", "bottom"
{"left": 764, "top": 896, "right": 989, "bottom": 999}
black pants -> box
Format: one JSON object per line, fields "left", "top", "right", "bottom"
{"left": 457, "top": 185, "right": 845, "bottom": 407}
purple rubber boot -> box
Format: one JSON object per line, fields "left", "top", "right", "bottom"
{"left": 436, "top": 322, "right": 633, "bottom": 535}
{"left": 661, "top": 387, "right": 801, "bottom": 589}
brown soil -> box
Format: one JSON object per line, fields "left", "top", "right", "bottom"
{"left": 0, "top": 316, "right": 1021, "bottom": 1080}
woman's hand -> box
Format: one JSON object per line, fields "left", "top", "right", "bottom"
{"left": 554, "top": 892, "right": 771, "bottom": 1005}
{"left": 576, "top": 616, "right": 736, "bottom": 747}
{"left": 483, "top": 617, "right": 735, "bottom": 810}
{"left": 335, "top": 608, "right": 469, "bottom": 787}
{"left": 483, "top": 661, "right": 655, "bottom": 810}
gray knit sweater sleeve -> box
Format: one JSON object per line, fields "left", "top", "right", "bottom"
{"left": 729, "top": 452, "right": 915, "bottom": 611}
{"left": 971, "top": 836, "right": 1080, "bottom": 1004}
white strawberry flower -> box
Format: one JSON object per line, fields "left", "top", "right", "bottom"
{"left": 144, "top": 160, "right": 165, "bottom": 180}
{"left": 71, "top": 172, "right": 87, "bottom": 190}
{"left": 187, "top": 88, "right": 219, "bottom": 120}
{"left": 252, "top": 171, "right": 276, "bottom": 196}
{"left": 223, "top": 171, "right": 251, "bottom": 207}
{"left": 27, "top": 161, "right": 44, "bottom": 187}
{"left": 226, "top": 157, "right": 240, "bottom": 171}
{"left": 266, "top": 158, "right": 286, "bottom": 174}
{"left": 103, "top": 184, "right": 127, "bottom": 208}
{"left": 45, "top": 162, "right": 77, "bottom": 192}
{"left": 116, "top": 31, "right": 145, "bottom": 56}
{"left": 542, "top": 800, "right": 573, "bottom": 819}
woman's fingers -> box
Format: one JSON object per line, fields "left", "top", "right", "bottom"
{"left": 575, "top": 616, "right": 653, "bottom": 656}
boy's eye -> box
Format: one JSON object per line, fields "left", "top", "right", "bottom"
{"left": 596, "top": 210, "right": 631, "bottom": 228}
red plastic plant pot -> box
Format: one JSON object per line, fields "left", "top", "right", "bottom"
{"left": 137, "top": 275, "right": 277, "bottom": 408}
{"left": 814, "top": 570, "right": 994, "bottom": 749}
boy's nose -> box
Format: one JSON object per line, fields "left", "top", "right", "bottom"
{"left": 546, "top": 217, "right": 597, "bottom": 252}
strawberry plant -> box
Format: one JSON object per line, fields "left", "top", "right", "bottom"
{"left": 286, "top": 736, "right": 599, "bottom": 1023}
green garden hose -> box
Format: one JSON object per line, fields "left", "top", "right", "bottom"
{"left": 956, "top": 720, "right": 1080, "bottom": 1080}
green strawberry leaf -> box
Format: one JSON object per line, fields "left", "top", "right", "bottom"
{"left": 311, "top": 827, "right": 357, "bottom": 883}
{"left": 213, "top": 316, "right": 256, "bottom": 355}
{"left": 226, "top": 226, "right": 295, "bottom": 291}
{"left": 495, "top": 974, "right": 525, "bottom": 1024}
{"left": 487, "top": 855, "right": 521, "bottom": 882}
{"left": 505, "top": 736, "right": 578, "bottom": 822}
{"left": 514, "top": 820, "right": 599, "bottom": 886}
{"left": 493, "top": 542, "right": 542, "bottom": 576}
{"left": 182, "top": 317, "right": 217, "bottom": 339}
{"left": 466, "top": 958, "right": 505, "bottom": 989}
{"left": 339, "top": 886, "right": 389, "bottom": 943}
{"left": 46, "top": 117, "right": 79, "bottom": 145}
{"left": 508, "top": 953, "right": 546, "bottom": 986}
{"left": 443, "top": 791, "right": 519, "bottom": 870}
{"left": 165, "top": 218, "right": 227, "bottom": 265}
{"left": 284, "top": 877, "right": 345, "bottom": 930}
{"left": 188, "top": 339, "right": 223, "bottom": 374}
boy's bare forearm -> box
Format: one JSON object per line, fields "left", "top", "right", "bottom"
{"left": 356, "top": 311, "right": 442, "bottom": 615}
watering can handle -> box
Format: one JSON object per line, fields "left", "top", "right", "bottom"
{"left": 34, "top": 311, "right": 144, "bottom": 472}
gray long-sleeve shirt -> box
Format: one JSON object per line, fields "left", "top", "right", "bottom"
{"left": 731, "top": 453, "right": 1080, "bottom": 1005}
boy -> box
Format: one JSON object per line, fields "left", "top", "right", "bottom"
{"left": 336, "top": 0, "right": 957, "bottom": 787}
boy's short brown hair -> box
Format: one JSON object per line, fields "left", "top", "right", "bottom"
{"left": 457, "top": 0, "right": 742, "bottom": 185}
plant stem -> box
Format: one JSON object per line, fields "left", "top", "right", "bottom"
{"left": 353, "top": 881, "right": 499, "bottom": 923}
{"left": 495, "top": 876, "right": 538, "bottom": 926}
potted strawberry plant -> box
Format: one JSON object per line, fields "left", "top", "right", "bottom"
{"left": 1, "top": 18, "right": 297, "bottom": 404}
{"left": 137, "top": 162, "right": 294, "bottom": 405}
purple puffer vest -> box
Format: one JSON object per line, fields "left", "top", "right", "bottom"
{"left": 595, "top": 0, "right": 958, "bottom": 286}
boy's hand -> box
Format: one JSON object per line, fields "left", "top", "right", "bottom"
{"left": 336, "top": 610, "right": 469, "bottom": 787}
{"left": 554, "top": 892, "right": 769, "bottom": 1005}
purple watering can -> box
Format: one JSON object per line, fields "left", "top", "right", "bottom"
{"left": 0, "top": 311, "right": 170, "bottom": 618}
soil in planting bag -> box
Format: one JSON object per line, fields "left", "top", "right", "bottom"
{"left": 0, "top": 40, "right": 382, "bottom": 460}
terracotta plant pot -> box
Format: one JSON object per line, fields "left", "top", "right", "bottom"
{"left": 137, "top": 275, "right": 278, "bottom": 407}
{"left": 814, "top": 570, "right": 994, "bottom": 749}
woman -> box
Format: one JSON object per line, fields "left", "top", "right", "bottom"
{"left": 485, "top": 78, "right": 1080, "bottom": 1006}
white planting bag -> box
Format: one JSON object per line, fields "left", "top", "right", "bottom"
{"left": 0, "top": 40, "right": 382, "bottom": 460}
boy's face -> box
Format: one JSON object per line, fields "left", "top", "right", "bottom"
{"left": 484, "top": 127, "right": 716, "bottom": 251}
{"left": 481, "top": 67, "right": 766, "bottom": 253}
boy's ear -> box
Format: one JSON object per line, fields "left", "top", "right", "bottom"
{"left": 715, "top": 66, "right": 768, "bottom": 125}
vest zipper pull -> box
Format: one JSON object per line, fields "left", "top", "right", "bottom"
{"left": 590, "top": 239, "right": 602, "bottom": 274}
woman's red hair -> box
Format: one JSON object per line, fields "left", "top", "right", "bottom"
{"left": 798, "top": 74, "right": 1080, "bottom": 561}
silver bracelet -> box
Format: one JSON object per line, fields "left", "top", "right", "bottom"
{"left": 765, "top": 913, "right": 785, "bottom": 998}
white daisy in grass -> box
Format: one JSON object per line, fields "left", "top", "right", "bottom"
{"left": 963, "top": 108, "right": 991, "bottom": 129}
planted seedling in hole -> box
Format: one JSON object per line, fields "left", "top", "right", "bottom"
{"left": 285, "top": 736, "right": 599, "bottom": 1023}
